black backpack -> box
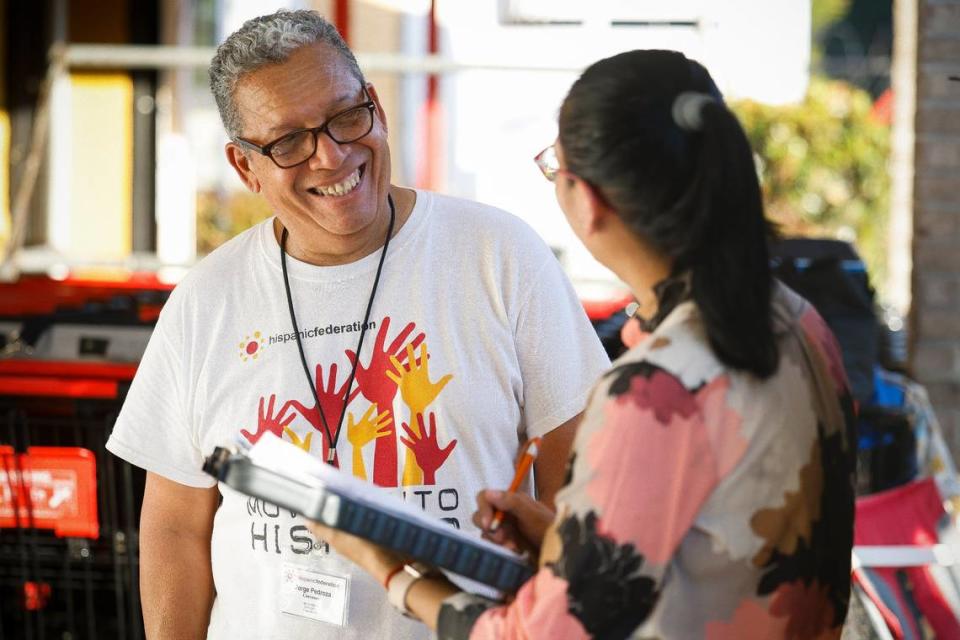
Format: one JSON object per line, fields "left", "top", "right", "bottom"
{"left": 770, "top": 237, "right": 878, "bottom": 404}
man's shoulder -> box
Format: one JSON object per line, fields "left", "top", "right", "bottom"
{"left": 421, "top": 190, "right": 546, "bottom": 248}
{"left": 425, "top": 190, "right": 521, "bottom": 222}
{"left": 176, "top": 221, "right": 268, "bottom": 293}
{"left": 156, "top": 220, "right": 269, "bottom": 320}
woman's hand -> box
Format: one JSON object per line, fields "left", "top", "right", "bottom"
{"left": 306, "top": 519, "right": 460, "bottom": 630}
{"left": 473, "top": 489, "right": 556, "bottom": 556}
{"left": 305, "top": 520, "right": 404, "bottom": 586}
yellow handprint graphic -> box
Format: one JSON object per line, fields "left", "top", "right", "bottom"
{"left": 283, "top": 427, "right": 313, "bottom": 452}
{"left": 347, "top": 404, "right": 393, "bottom": 480}
{"left": 385, "top": 342, "right": 453, "bottom": 485}
{"left": 386, "top": 343, "right": 453, "bottom": 416}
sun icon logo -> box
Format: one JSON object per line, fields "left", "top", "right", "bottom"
{"left": 239, "top": 331, "right": 266, "bottom": 362}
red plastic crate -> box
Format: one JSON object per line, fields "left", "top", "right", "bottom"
{"left": 0, "top": 446, "right": 99, "bottom": 539}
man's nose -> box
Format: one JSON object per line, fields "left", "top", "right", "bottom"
{"left": 307, "top": 130, "right": 348, "bottom": 169}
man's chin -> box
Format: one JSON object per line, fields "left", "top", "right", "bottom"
{"left": 302, "top": 211, "right": 381, "bottom": 240}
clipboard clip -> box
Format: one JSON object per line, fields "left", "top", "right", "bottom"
{"left": 202, "top": 446, "right": 237, "bottom": 481}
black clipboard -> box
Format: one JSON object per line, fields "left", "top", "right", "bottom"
{"left": 202, "top": 442, "right": 535, "bottom": 593}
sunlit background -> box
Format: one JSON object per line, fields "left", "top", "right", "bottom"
{"left": 2, "top": 0, "right": 898, "bottom": 308}
{"left": 12, "top": 2, "right": 960, "bottom": 638}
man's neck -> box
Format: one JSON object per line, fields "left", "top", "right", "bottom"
{"left": 275, "top": 186, "right": 415, "bottom": 266}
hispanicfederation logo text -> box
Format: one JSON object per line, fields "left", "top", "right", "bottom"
{"left": 268, "top": 320, "right": 377, "bottom": 346}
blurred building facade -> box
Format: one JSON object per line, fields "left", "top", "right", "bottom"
{"left": 907, "top": 0, "right": 960, "bottom": 456}
{"left": 1, "top": 0, "right": 811, "bottom": 286}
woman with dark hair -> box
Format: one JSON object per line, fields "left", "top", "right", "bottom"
{"left": 309, "top": 49, "right": 856, "bottom": 639}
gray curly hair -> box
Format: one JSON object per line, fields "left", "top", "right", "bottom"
{"left": 209, "top": 9, "right": 365, "bottom": 139}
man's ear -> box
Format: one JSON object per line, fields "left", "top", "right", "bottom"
{"left": 365, "top": 82, "right": 388, "bottom": 135}
{"left": 225, "top": 142, "right": 261, "bottom": 193}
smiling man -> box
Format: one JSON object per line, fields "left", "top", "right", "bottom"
{"left": 105, "top": 9, "right": 608, "bottom": 640}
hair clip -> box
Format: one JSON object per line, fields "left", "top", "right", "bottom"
{"left": 672, "top": 92, "right": 714, "bottom": 132}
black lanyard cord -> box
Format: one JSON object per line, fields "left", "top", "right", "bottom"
{"left": 279, "top": 194, "right": 397, "bottom": 464}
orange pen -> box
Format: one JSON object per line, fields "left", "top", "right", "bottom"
{"left": 488, "top": 436, "right": 542, "bottom": 533}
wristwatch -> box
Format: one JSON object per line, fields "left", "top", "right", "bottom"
{"left": 387, "top": 561, "right": 437, "bottom": 618}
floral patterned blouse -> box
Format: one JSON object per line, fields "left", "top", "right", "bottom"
{"left": 437, "top": 283, "right": 856, "bottom": 639}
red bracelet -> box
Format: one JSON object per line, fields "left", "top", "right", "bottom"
{"left": 383, "top": 564, "right": 405, "bottom": 589}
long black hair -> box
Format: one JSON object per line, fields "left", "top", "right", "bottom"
{"left": 559, "top": 49, "right": 778, "bottom": 378}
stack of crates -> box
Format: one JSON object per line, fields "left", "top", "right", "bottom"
{"left": 0, "top": 275, "right": 170, "bottom": 639}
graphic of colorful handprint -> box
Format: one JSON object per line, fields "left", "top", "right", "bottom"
{"left": 387, "top": 343, "right": 452, "bottom": 416}
{"left": 347, "top": 404, "right": 393, "bottom": 480}
{"left": 387, "top": 342, "right": 453, "bottom": 485}
{"left": 345, "top": 317, "right": 424, "bottom": 487}
{"left": 287, "top": 362, "right": 360, "bottom": 467}
{"left": 240, "top": 394, "right": 295, "bottom": 444}
{"left": 399, "top": 413, "right": 457, "bottom": 486}
{"left": 283, "top": 427, "right": 313, "bottom": 452}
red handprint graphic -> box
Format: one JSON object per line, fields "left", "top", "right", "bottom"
{"left": 399, "top": 413, "right": 457, "bottom": 486}
{"left": 387, "top": 342, "right": 453, "bottom": 485}
{"left": 345, "top": 317, "right": 424, "bottom": 487}
{"left": 240, "top": 394, "right": 295, "bottom": 444}
{"left": 287, "top": 362, "right": 361, "bottom": 467}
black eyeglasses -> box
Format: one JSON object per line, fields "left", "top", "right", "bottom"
{"left": 235, "top": 89, "right": 376, "bottom": 169}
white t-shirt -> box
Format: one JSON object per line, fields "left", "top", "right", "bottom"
{"left": 107, "top": 190, "right": 609, "bottom": 640}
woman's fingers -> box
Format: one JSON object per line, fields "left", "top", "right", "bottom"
{"left": 306, "top": 520, "right": 405, "bottom": 585}
{"left": 307, "top": 520, "right": 337, "bottom": 543}
{"left": 474, "top": 489, "right": 498, "bottom": 530}
{"left": 475, "top": 489, "right": 533, "bottom": 526}
{"left": 473, "top": 489, "right": 555, "bottom": 552}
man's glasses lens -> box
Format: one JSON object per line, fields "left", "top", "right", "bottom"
{"left": 329, "top": 105, "right": 374, "bottom": 141}
{"left": 271, "top": 132, "right": 317, "bottom": 166}
{"left": 269, "top": 103, "right": 374, "bottom": 168}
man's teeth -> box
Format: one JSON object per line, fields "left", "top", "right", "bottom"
{"left": 313, "top": 168, "right": 361, "bottom": 196}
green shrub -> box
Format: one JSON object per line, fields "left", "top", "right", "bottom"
{"left": 732, "top": 76, "right": 890, "bottom": 295}
{"left": 196, "top": 190, "right": 272, "bottom": 255}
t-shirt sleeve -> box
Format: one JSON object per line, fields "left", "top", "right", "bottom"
{"left": 513, "top": 253, "right": 610, "bottom": 439}
{"left": 106, "top": 301, "right": 215, "bottom": 488}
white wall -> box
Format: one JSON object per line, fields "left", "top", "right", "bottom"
{"left": 429, "top": 0, "right": 811, "bottom": 287}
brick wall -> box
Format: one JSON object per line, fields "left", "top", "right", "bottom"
{"left": 912, "top": 0, "right": 960, "bottom": 454}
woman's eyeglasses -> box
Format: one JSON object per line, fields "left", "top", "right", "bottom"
{"left": 235, "top": 88, "right": 376, "bottom": 169}
{"left": 534, "top": 144, "right": 577, "bottom": 183}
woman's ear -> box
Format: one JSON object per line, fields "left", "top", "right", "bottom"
{"left": 226, "top": 143, "right": 261, "bottom": 193}
{"left": 577, "top": 180, "right": 614, "bottom": 235}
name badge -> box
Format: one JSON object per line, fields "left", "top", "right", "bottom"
{"left": 279, "top": 561, "right": 350, "bottom": 627}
